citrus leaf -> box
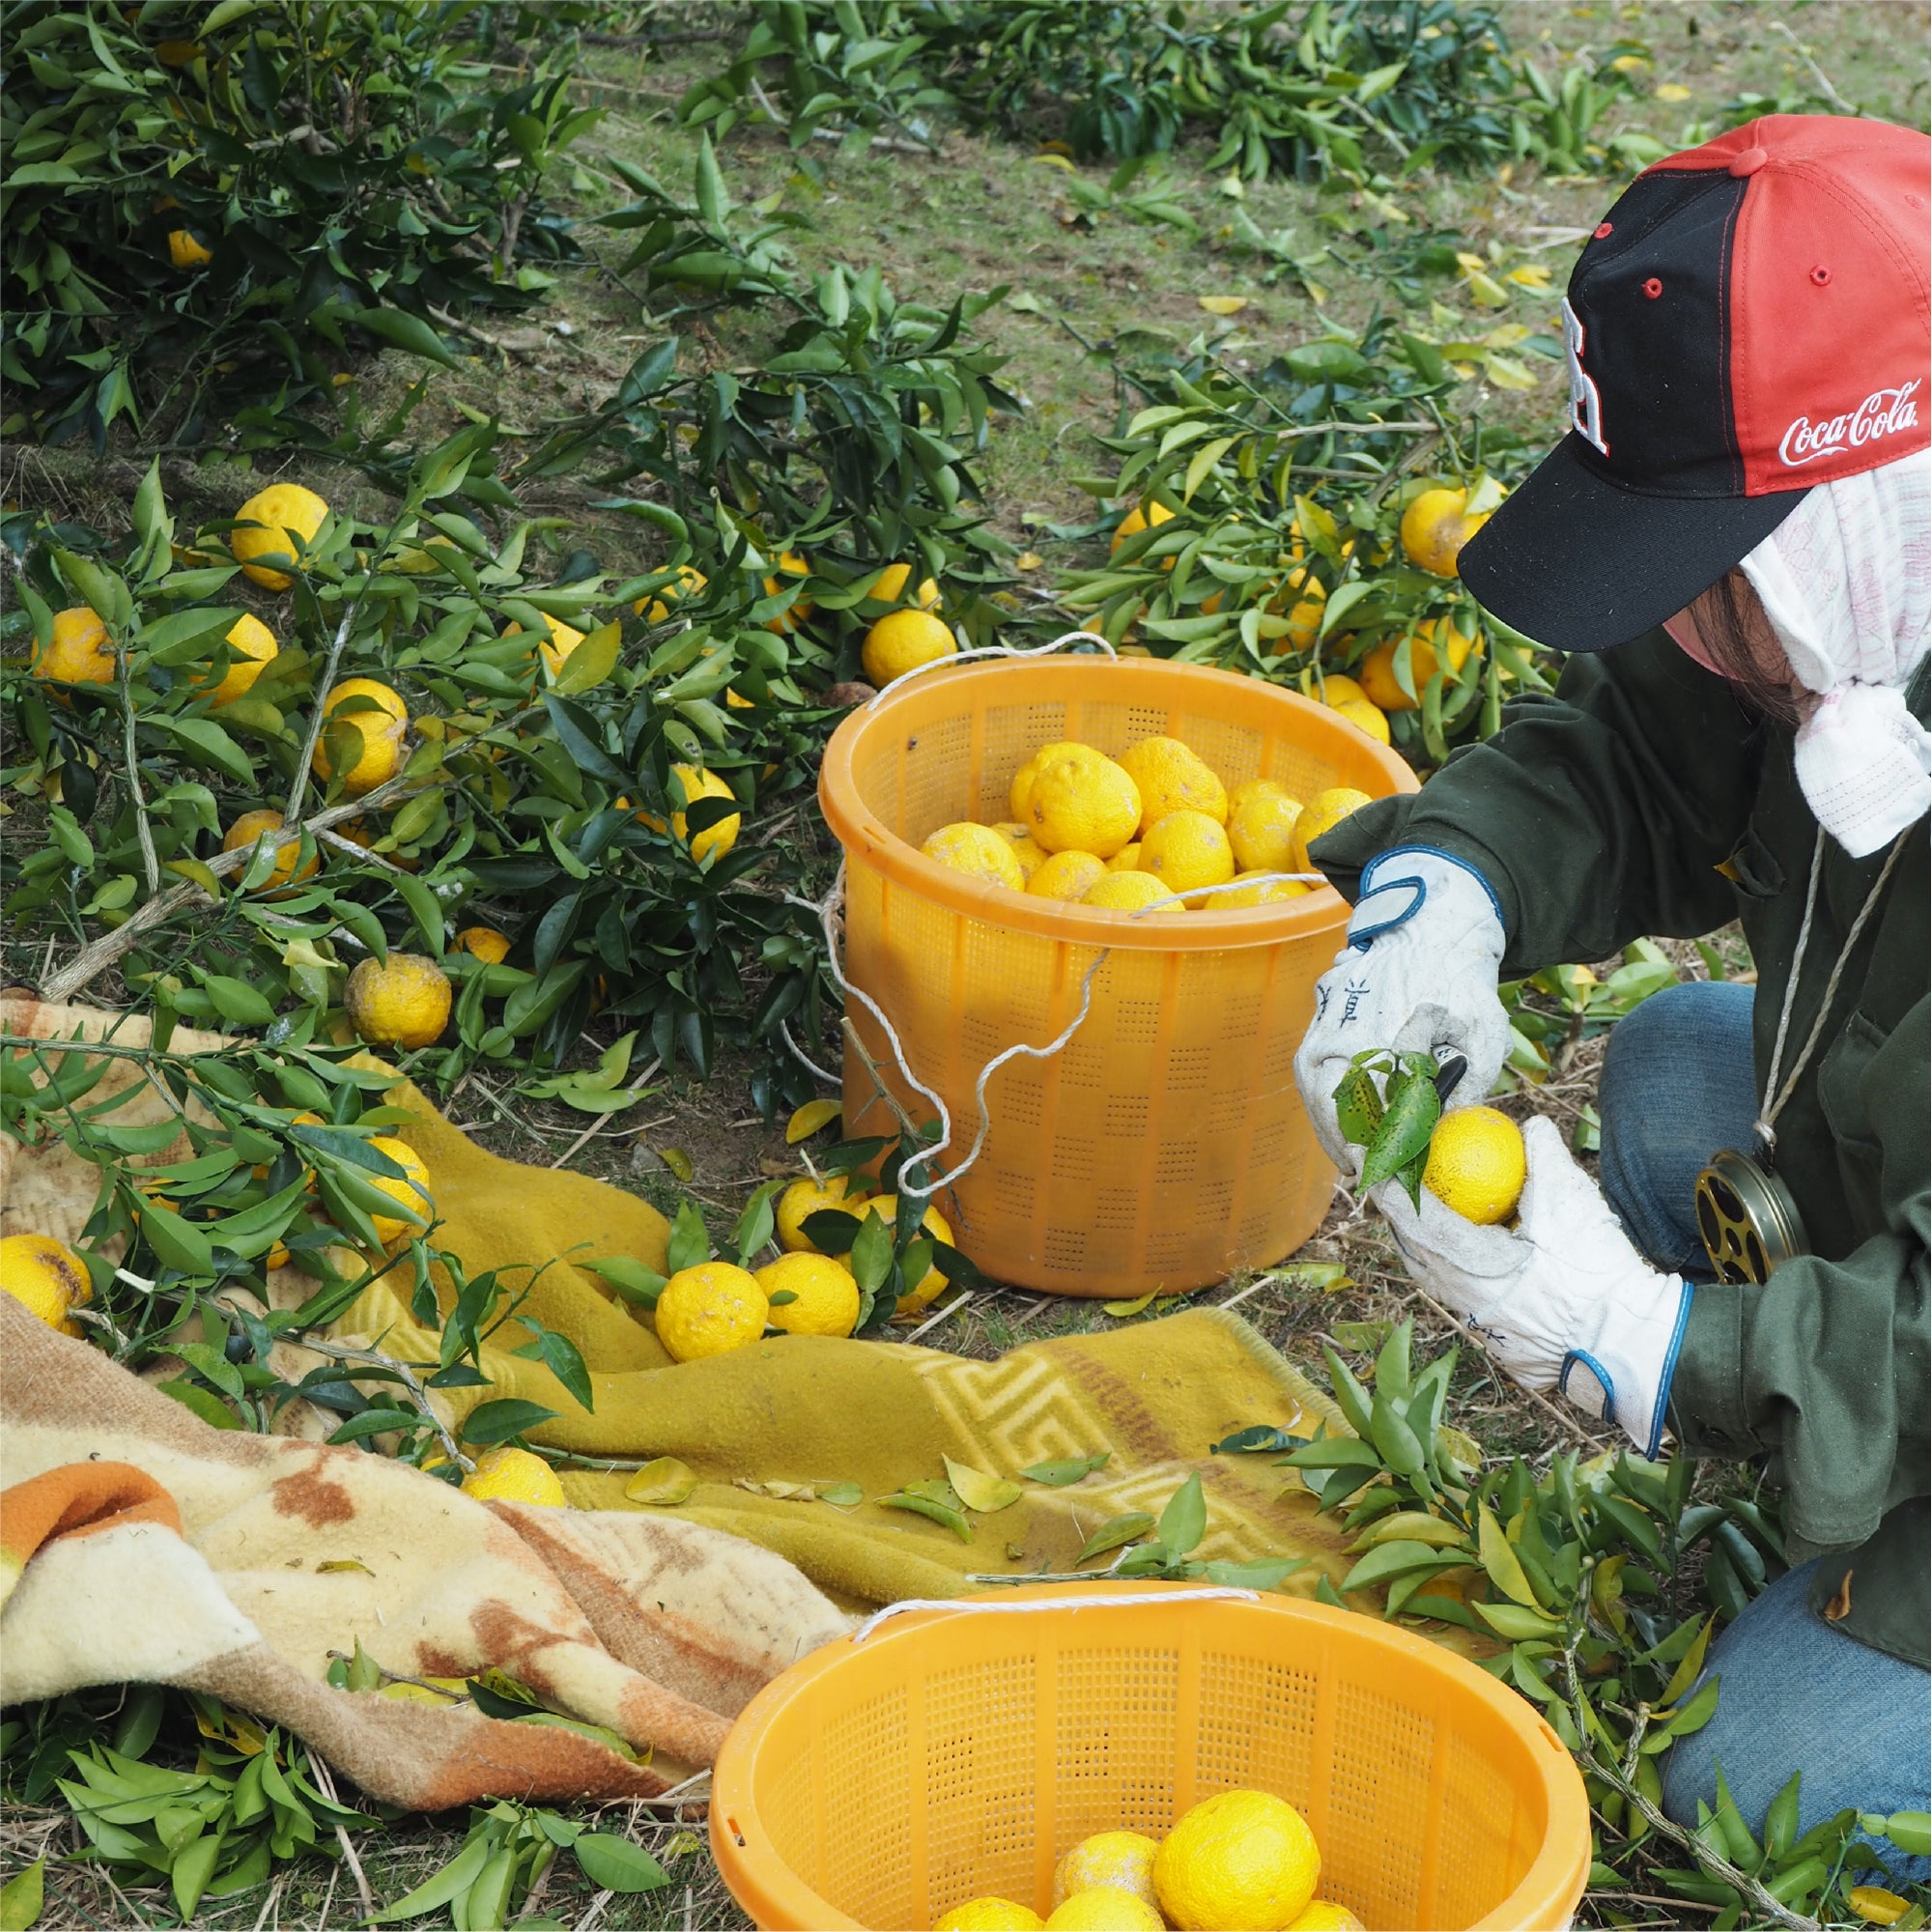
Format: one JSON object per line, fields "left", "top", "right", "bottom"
{"left": 1478, "top": 1506, "right": 1541, "bottom": 1609}
{"left": 943, "top": 1457, "right": 1023, "bottom": 1514}
{"left": 878, "top": 1492, "right": 974, "bottom": 1540}
{"left": 786, "top": 1098, "right": 841, "bottom": 1143}
{"left": 460, "top": 1398, "right": 559, "bottom": 1446}
{"left": 625, "top": 1457, "right": 697, "bottom": 1506}
{"left": 574, "top": 1834, "right": 669, "bottom": 1894}
{"left": 1157, "top": 1473, "right": 1207, "bottom": 1557}
{"left": 1077, "top": 1512, "right": 1155, "bottom": 1563}
{"left": 817, "top": 1481, "right": 863, "bottom": 1508}
{"left": 351, "top": 305, "right": 460, "bottom": 370}
{"left": 1197, "top": 296, "right": 1248, "bottom": 315}
{"left": 1, "top": 1860, "right": 44, "bottom": 1932}
{"left": 1019, "top": 1454, "right": 1110, "bottom": 1485}
{"left": 658, "top": 1147, "right": 695, "bottom": 1183}
{"left": 1102, "top": 1291, "right": 1157, "bottom": 1318}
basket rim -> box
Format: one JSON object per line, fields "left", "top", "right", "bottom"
{"left": 710, "top": 1581, "right": 1592, "bottom": 1932}
{"left": 817, "top": 657, "right": 1420, "bottom": 953}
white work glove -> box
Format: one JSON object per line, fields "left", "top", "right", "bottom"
{"left": 1294, "top": 847, "right": 1512, "bottom": 1164}
{"left": 1372, "top": 1117, "right": 1692, "bottom": 1459}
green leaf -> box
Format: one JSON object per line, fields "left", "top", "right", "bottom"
{"left": 140, "top": 1204, "right": 213, "bottom": 1276}
{"left": 553, "top": 621, "right": 621, "bottom": 696}
{"left": 625, "top": 1458, "right": 698, "bottom": 1506}
{"left": 1659, "top": 1614, "right": 1714, "bottom": 1708}
{"left": 0, "top": 1860, "right": 44, "bottom": 1931}
{"left": 1648, "top": 1674, "right": 1721, "bottom": 1745}
{"left": 817, "top": 1481, "right": 864, "bottom": 1508}
{"left": 587, "top": 1257, "right": 667, "bottom": 1307}
{"left": 1361, "top": 1075, "right": 1438, "bottom": 1191}
{"left": 461, "top": 1399, "right": 560, "bottom": 1447}
{"left": 145, "top": 715, "right": 256, "bottom": 785}
{"left": 943, "top": 1458, "right": 1023, "bottom": 1514}
{"left": 1477, "top": 1507, "right": 1540, "bottom": 1609}
{"left": 1101, "top": 1291, "right": 1157, "bottom": 1319}
{"left": 365, "top": 1831, "right": 493, "bottom": 1922}
{"left": 574, "top": 1833, "right": 669, "bottom": 1894}
{"left": 156, "top": 1378, "right": 242, "bottom": 1429}
{"left": 1331, "top": 1064, "right": 1384, "bottom": 1148}
{"left": 1157, "top": 1473, "right": 1207, "bottom": 1557}
{"left": 786, "top": 1099, "right": 841, "bottom": 1144}
{"left": 1211, "top": 1426, "right": 1303, "bottom": 1455}
{"left": 666, "top": 1200, "right": 711, "bottom": 1274}
{"left": 1203, "top": 1557, "right": 1306, "bottom": 1590}
{"left": 878, "top": 1492, "right": 974, "bottom": 1541}
{"left": 1341, "top": 1541, "right": 1463, "bottom": 1594}
{"left": 1077, "top": 1512, "right": 1155, "bottom": 1563}
{"left": 1472, "top": 1600, "right": 1562, "bottom": 1641}
{"left": 352, "top": 305, "right": 460, "bottom": 371}
{"left": 1883, "top": 1811, "right": 1932, "bottom": 1860}
{"left": 1019, "top": 1454, "right": 1110, "bottom": 1486}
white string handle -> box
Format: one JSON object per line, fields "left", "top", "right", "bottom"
{"left": 864, "top": 627, "right": 1118, "bottom": 711}
{"left": 850, "top": 1585, "right": 1261, "bottom": 1644}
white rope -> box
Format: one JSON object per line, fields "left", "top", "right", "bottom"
{"left": 863, "top": 628, "right": 1119, "bottom": 712}
{"left": 849, "top": 1585, "right": 1261, "bottom": 1644}
{"left": 779, "top": 1015, "right": 840, "bottom": 1088}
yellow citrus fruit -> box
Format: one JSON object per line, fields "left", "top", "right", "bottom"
{"left": 1082, "top": 870, "right": 1177, "bottom": 912}
{"left": 33, "top": 608, "right": 115, "bottom": 684}
{"left": 635, "top": 564, "right": 707, "bottom": 622}
{"left": 344, "top": 952, "right": 452, "bottom": 1050}
{"left": 1313, "top": 673, "right": 1369, "bottom": 707}
{"left": 1220, "top": 871, "right": 1312, "bottom": 907}
{"left": 223, "top": 809, "right": 318, "bottom": 890}
{"left": 1045, "top": 1890, "right": 1164, "bottom": 1931}
{"left": 1265, "top": 568, "right": 1327, "bottom": 655}
{"left": 168, "top": 227, "right": 212, "bottom": 269}
{"left": 1153, "top": 1790, "right": 1321, "bottom": 1931}
{"left": 233, "top": 483, "right": 329, "bottom": 590}
{"left": 867, "top": 561, "right": 942, "bottom": 609}
{"left": 776, "top": 1174, "right": 870, "bottom": 1253}
{"left": 0, "top": 1233, "right": 92, "bottom": 1332}
{"left": 1106, "top": 842, "right": 1141, "bottom": 872}
{"left": 1400, "top": 484, "right": 1493, "bottom": 577}
{"left": 1009, "top": 741, "right": 1098, "bottom": 822}
{"left": 863, "top": 608, "right": 956, "bottom": 688}
{"left": 454, "top": 925, "right": 510, "bottom": 963}
{"left": 1028, "top": 849, "right": 1108, "bottom": 901}
{"left": 1053, "top": 1833, "right": 1161, "bottom": 1912}
{"left": 506, "top": 611, "right": 586, "bottom": 680}
{"left": 850, "top": 1195, "right": 953, "bottom": 1312}
{"left": 1289, "top": 787, "right": 1373, "bottom": 874}
{"left": 935, "top": 1901, "right": 1044, "bottom": 1932}
{"left": 755, "top": 1251, "right": 861, "bottom": 1338}
{"left": 1422, "top": 1106, "right": 1526, "bottom": 1224}
{"left": 1027, "top": 752, "right": 1141, "bottom": 859}
{"left": 462, "top": 1445, "right": 566, "bottom": 1508}
{"left": 635, "top": 765, "right": 741, "bottom": 865}
{"left": 1110, "top": 498, "right": 1175, "bottom": 554}
{"left": 654, "top": 1261, "right": 770, "bottom": 1362}
{"left": 1330, "top": 696, "right": 1390, "bottom": 745}
{"left": 1359, "top": 616, "right": 1481, "bottom": 712}
{"left": 923, "top": 822, "right": 1027, "bottom": 890}
{"left": 1138, "top": 810, "right": 1235, "bottom": 902}
{"left": 313, "top": 678, "right": 407, "bottom": 797}
{"left": 1118, "top": 736, "right": 1228, "bottom": 832}
{"left": 987, "top": 822, "right": 1050, "bottom": 881}
{"left": 363, "top": 1135, "right": 432, "bottom": 1245}
{"left": 762, "top": 550, "right": 813, "bottom": 632}
{"left": 1287, "top": 1905, "right": 1365, "bottom": 1932}
{"left": 207, "top": 613, "right": 278, "bottom": 706}
{"left": 1227, "top": 780, "right": 1305, "bottom": 873}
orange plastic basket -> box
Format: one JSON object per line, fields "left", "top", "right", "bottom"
{"left": 710, "top": 1583, "right": 1591, "bottom": 1931}
{"left": 816, "top": 656, "right": 1419, "bottom": 1296}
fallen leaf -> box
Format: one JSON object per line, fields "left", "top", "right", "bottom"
{"left": 816, "top": 1480, "right": 864, "bottom": 1508}
{"left": 785, "top": 1098, "right": 840, "bottom": 1144}
{"left": 944, "top": 1457, "right": 1024, "bottom": 1514}
{"left": 1654, "top": 81, "right": 1691, "bottom": 101}
{"left": 1276, "top": 1262, "right": 1353, "bottom": 1293}
{"left": 1014, "top": 552, "right": 1043, "bottom": 571}
{"left": 1032, "top": 152, "right": 1076, "bottom": 172}
{"left": 1504, "top": 264, "right": 1552, "bottom": 291}
{"left": 1103, "top": 1291, "right": 1158, "bottom": 1319}
{"left": 626, "top": 1457, "right": 699, "bottom": 1506}
{"left": 1610, "top": 53, "right": 1649, "bottom": 71}
{"left": 734, "top": 1478, "right": 817, "bottom": 1501}
{"left": 663, "top": 1833, "right": 706, "bottom": 1862}
{"left": 1078, "top": 1512, "right": 1155, "bottom": 1563}
{"left": 657, "top": 1147, "right": 695, "bottom": 1182}
{"left": 1197, "top": 296, "right": 1247, "bottom": 315}
{"left": 316, "top": 1558, "right": 375, "bottom": 1577}
{"left": 1020, "top": 1453, "right": 1111, "bottom": 1485}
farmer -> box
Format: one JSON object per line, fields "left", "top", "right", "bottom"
{"left": 1294, "top": 115, "right": 1928, "bottom": 1871}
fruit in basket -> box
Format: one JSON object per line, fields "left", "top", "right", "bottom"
{"left": 1289, "top": 788, "right": 1373, "bottom": 875}
{"left": 863, "top": 609, "right": 957, "bottom": 688}
{"left": 934, "top": 1900, "right": 1044, "bottom": 1932}
{"left": 1045, "top": 1890, "right": 1163, "bottom": 1930}
{"left": 1221, "top": 872, "right": 1311, "bottom": 908}
{"left": 1422, "top": 1105, "right": 1526, "bottom": 1224}
{"left": 1359, "top": 616, "right": 1480, "bottom": 712}
{"left": 1083, "top": 870, "right": 1176, "bottom": 912}
{"left": 1009, "top": 741, "right": 1095, "bottom": 822}
{"left": 1227, "top": 781, "right": 1305, "bottom": 873}
{"left": 777, "top": 1175, "right": 870, "bottom": 1252}
{"left": 1118, "top": 737, "right": 1228, "bottom": 831}
{"left": 989, "top": 822, "right": 1050, "bottom": 881}
{"left": 755, "top": 1252, "right": 862, "bottom": 1338}
{"left": 1400, "top": 484, "right": 1492, "bottom": 578}
{"left": 1105, "top": 842, "right": 1141, "bottom": 872}
{"left": 1153, "top": 1790, "right": 1321, "bottom": 1931}
{"left": 1286, "top": 1904, "right": 1365, "bottom": 1931}
{"left": 1028, "top": 850, "right": 1108, "bottom": 901}
{"left": 1053, "top": 1833, "right": 1161, "bottom": 1912}
{"left": 1138, "top": 811, "right": 1235, "bottom": 902}
{"left": 1027, "top": 752, "right": 1141, "bottom": 859}
{"left": 923, "top": 822, "right": 1028, "bottom": 889}
{"left": 655, "top": 1261, "right": 770, "bottom": 1362}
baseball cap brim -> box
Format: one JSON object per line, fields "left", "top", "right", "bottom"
{"left": 1456, "top": 432, "right": 1809, "bottom": 652}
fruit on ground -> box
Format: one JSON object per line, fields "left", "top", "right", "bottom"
{"left": 1027, "top": 752, "right": 1141, "bottom": 859}
{"left": 211, "top": 613, "right": 278, "bottom": 706}
{"left": 1289, "top": 787, "right": 1373, "bottom": 875}
{"left": 363, "top": 1136, "right": 433, "bottom": 1245}
{"left": 655, "top": 1261, "right": 770, "bottom": 1362}
{"left": 1138, "top": 810, "right": 1235, "bottom": 902}
{"left": 233, "top": 483, "right": 329, "bottom": 589}
{"left": 1009, "top": 741, "right": 1094, "bottom": 823}
{"left": 776, "top": 1174, "right": 870, "bottom": 1253}
{"left": 923, "top": 822, "right": 1027, "bottom": 890}
{"left": 1220, "top": 872, "right": 1311, "bottom": 907}
{"left": 0, "top": 1233, "right": 92, "bottom": 1332}
{"left": 867, "top": 562, "right": 942, "bottom": 609}
{"left": 1400, "top": 484, "right": 1492, "bottom": 577}
{"left": 168, "top": 227, "right": 213, "bottom": 269}
{"left": 1053, "top": 1833, "right": 1160, "bottom": 1912}
{"left": 762, "top": 550, "right": 813, "bottom": 631}
{"left": 636, "top": 765, "right": 742, "bottom": 865}
{"left": 1287, "top": 1904, "right": 1365, "bottom": 1932}
{"left": 1118, "top": 736, "right": 1228, "bottom": 832}
{"left": 33, "top": 608, "right": 115, "bottom": 684}
{"left": 345, "top": 952, "right": 453, "bottom": 1050}
{"left": 850, "top": 1196, "right": 953, "bottom": 1312}
{"left": 1105, "top": 842, "right": 1141, "bottom": 872}
{"left": 1082, "top": 870, "right": 1176, "bottom": 912}
{"left": 454, "top": 925, "right": 511, "bottom": 964}
{"left": 1227, "top": 781, "right": 1305, "bottom": 874}
{"left": 1358, "top": 615, "right": 1480, "bottom": 712}
{"left": 1029, "top": 850, "right": 1107, "bottom": 901}
{"left": 933, "top": 1898, "right": 1043, "bottom": 1931}
{"left": 1044, "top": 1889, "right": 1164, "bottom": 1931}
{"left": 1330, "top": 696, "right": 1390, "bottom": 745}
{"left": 1423, "top": 1105, "right": 1526, "bottom": 1224}
{"left": 755, "top": 1251, "right": 861, "bottom": 1338}
{"left": 988, "top": 822, "right": 1050, "bottom": 881}
{"left": 635, "top": 564, "right": 707, "bottom": 622}
{"left": 462, "top": 1446, "right": 566, "bottom": 1508}
{"left": 863, "top": 608, "right": 957, "bottom": 688}
{"left": 1153, "top": 1789, "right": 1321, "bottom": 1931}
{"left": 313, "top": 678, "right": 408, "bottom": 797}
{"left": 1110, "top": 498, "right": 1175, "bottom": 553}
{"left": 223, "top": 810, "right": 318, "bottom": 890}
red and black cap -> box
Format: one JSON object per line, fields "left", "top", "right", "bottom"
{"left": 1458, "top": 114, "right": 1931, "bottom": 653}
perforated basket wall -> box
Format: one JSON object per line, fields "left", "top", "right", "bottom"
{"left": 711, "top": 1586, "right": 1592, "bottom": 1932}
{"left": 816, "top": 657, "right": 1420, "bottom": 1295}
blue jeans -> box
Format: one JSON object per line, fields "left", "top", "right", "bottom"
{"left": 1597, "top": 981, "right": 1930, "bottom": 1881}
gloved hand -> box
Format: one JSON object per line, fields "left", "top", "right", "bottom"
{"left": 1371, "top": 1116, "right": 1692, "bottom": 1459}
{"left": 1293, "top": 847, "right": 1512, "bottom": 1163}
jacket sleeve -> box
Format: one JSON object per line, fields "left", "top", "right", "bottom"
{"left": 1311, "top": 629, "right": 1761, "bottom": 975}
{"left": 1667, "top": 997, "right": 1929, "bottom": 1588}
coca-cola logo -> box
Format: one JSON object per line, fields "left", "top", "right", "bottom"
{"left": 1778, "top": 380, "right": 1922, "bottom": 467}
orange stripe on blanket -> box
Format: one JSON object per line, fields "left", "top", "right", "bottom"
{"left": 1, "top": 1462, "right": 183, "bottom": 1564}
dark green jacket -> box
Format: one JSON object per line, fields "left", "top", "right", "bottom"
{"left": 1314, "top": 630, "right": 1929, "bottom": 1667}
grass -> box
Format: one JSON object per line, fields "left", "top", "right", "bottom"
{"left": 4, "top": 3, "right": 1925, "bottom": 1924}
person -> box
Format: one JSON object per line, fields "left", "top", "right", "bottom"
{"left": 1293, "top": 114, "right": 1928, "bottom": 1876}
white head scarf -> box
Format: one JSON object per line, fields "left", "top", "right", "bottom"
{"left": 1736, "top": 449, "right": 1931, "bottom": 858}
